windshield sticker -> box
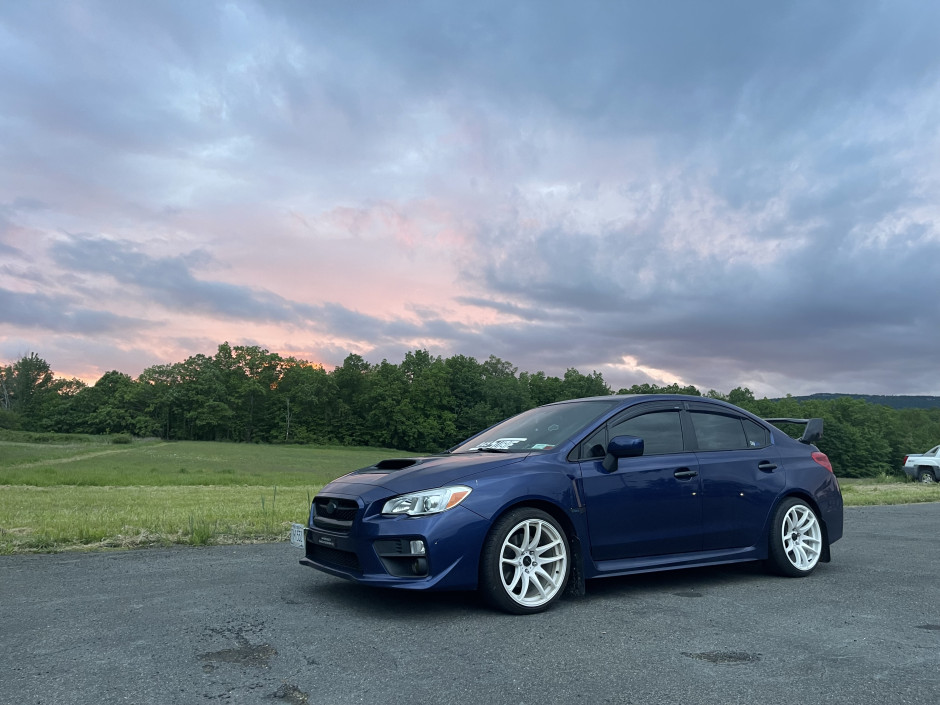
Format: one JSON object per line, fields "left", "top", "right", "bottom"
{"left": 473, "top": 438, "right": 527, "bottom": 450}
{"left": 531, "top": 444, "right": 555, "bottom": 450}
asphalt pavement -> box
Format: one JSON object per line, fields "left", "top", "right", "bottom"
{"left": 1, "top": 503, "right": 939, "bottom": 705}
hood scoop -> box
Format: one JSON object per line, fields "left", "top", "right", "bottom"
{"left": 374, "top": 458, "right": 421, "bottom": 471}
{"left": 347, "top": 456, "right": 428, "bottom": 477}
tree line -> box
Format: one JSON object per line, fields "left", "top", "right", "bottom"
{"left": 2, "top": 345, "right": 938, "bottom": 478}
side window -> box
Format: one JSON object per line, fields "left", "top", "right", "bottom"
{"left": 609, "top": 411, "right": 684, "bottom": 455}
{"left": 690, "top": 411, "right": 749, "bottom": 451}
{"left": 578, "top": 426, "right": 608, "bottom": 460}
{"left": 742, "top": 419, "right": 770, "bottom": 448}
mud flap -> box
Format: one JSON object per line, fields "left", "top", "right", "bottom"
{"left": 564, "top": 534, "right": 587, "bottom": 598}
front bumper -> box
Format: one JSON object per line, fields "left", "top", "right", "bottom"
{"left": 300, "top": 502, "right": 490, "bottom": 591}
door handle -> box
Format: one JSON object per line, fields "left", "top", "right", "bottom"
{"left": 673, "top": 468, "right": 698, "bottom": 480}
{"left": 758, "top": 461, "right": 778, "bottom": 472}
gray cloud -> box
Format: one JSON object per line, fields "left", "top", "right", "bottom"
{"left": 52, "top": 236, "right": 318, "bottom": 323}
{"left": 1, "top": 1, "right": 939, "bottom": 395}
{"left": 0, "top": 288, "right": 148, "bottom": 334}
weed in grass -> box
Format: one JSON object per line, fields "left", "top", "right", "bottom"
{"left": 187, "top": 514, "right": 218, "bottom": 546}
{"left": 260, "top": 486, "right": 278, "bottom": 534}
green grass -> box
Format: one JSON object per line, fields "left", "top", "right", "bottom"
{"left": 839, "top": 478, "right": 940, "bottom": 506}
{"left": 0, "top": 438, "right": 413, "bottom": 554}
{"left": 0, "top": 439, "right": 408, "bottom": 487}
{"left": 0, "top": 485, "right": 315, "bottom": 553}
{"left": 1, "top": 434, "right": 937, "bottom": 554}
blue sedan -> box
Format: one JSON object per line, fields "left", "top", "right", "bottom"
{"left": 298, "top": 395, "right": 843, "bottom": 614}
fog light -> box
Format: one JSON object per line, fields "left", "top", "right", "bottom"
{"left": 409, "top": 539, "right": 426, "bottom": 555}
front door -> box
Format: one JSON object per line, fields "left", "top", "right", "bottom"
{"left": 579, "top": 407, "right": 703, "bottom": 561}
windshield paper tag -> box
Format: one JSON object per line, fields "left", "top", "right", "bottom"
{"left": 473, "top": 437, "right": 526, "bottom": 450}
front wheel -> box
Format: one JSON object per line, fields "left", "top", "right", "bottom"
{"left": 479, "top": 508, "right": 570, "bottom": 614}
{"left": 918, "top": 468, "right": 936, "bottom": 483}
{"left": 766, "top": 498, "right": 823, "bottom": 577}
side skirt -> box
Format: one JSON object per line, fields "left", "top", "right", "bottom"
{"left": 585, "top": 545, "right": 764, "bottom": 579}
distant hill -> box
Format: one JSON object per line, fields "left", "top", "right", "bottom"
{"left": 779, "top": 393, "right": 940, "bottom": 410}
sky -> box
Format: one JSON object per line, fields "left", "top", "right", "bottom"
{"left": 1, "top": 0, "right": 939, "bottom": 398}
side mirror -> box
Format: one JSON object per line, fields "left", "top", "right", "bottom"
{"left": 601, "top": 435, "right": 644, "bottom": 473}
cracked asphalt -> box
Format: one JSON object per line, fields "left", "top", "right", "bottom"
{"left": 1, "top": 503, "right": 938, "bottom": 705}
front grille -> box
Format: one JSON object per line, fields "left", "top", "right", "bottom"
{"left": 312, "top": 496, "right": 359, "bottom": 534}
{"left": 308, "top": 544, "right": 361, "bottom": 572}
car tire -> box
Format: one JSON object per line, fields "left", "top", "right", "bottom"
{"left": 479, "top": 507, "right": 570, "bottom": 614}
{"left": 766, "top": 497, "right": 823, "bottom": 577}
{"left": 918, "top": 468, "right": 936, "bottom": 483}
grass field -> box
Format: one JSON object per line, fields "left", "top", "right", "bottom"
{"left": 1, "top": 435, "right": 938, "bottom": 554}
{"left": 0, "top": 436, "right": 412, "bottom": 554}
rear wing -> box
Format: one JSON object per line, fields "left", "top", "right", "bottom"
{"left": 764, "top": 417, "right": 823, "bottom": 445}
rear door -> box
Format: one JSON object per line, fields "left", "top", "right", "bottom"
{"left": 579, "top": 403, "right": 703, "bottom": 561}
{"left": 687, "top": 403, "right": 784, "bottom": 551}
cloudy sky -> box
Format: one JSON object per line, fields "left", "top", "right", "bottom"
{"left": 2, "top": 1, "right": 939, "bottom": 397}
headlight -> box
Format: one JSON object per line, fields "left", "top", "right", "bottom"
{"left": 381, "top": 486, "right": 472, "bottom": 516}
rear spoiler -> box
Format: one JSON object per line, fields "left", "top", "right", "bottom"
{"left": 764, "top": 417, "right": 824, "bottom": 445}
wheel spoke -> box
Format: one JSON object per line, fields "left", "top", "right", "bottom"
{"left": 792, "top": 544, "right": 807, "bottom": 567}
{"left": 533, "top": 566, "right": 558, "bottom": 590}
{"left": 518, "top": 570, "right": 530, "bottom": 598}
{"left": 530, "top": 570, "right": 550, "bottom": 597}
{"left": 503, "top": 540, "right": 523, "bottom": 559}
{"left": 534, "top": 538, "right": 561, "bottom": 557}
{"left": 527, "top": 521, "right": 542, "bottom": 551}
{"left": 506, "top": 566, "right": 522, "bottom": 592}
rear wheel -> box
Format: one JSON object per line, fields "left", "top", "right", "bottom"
{"left": 767, "top": 498, "right": 823, "bottom": 577}
{"left": 480, "top": 508, "right": 570, "bottom": 614}
{"left": 918, "top": 468, "right": 936, "bottom": 483}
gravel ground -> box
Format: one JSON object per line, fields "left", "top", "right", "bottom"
{"left": 1, "top": 503, "right": 938, "bottom": 705}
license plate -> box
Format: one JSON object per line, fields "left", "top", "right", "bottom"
{"left": 290, "top": 523, "right": 305, "bottom": 548}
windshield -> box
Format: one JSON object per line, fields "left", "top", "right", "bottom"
{"left": 450, "top": 399, "right": 621, "bottom": 453}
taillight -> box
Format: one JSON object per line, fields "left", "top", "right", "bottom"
{"left": 903, "top": 455, "right": 908, "bottom": 465}
{"left": 812, "top": 451, "right": 833, "bottom": 473}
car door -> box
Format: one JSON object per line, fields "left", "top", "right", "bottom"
{"left": 687, "top": 404, "right": 784, "bottom": 551}
{"left": 578, "top": 403, "right": 703, "bottom": 561}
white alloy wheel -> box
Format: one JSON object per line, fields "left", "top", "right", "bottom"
{"left": 767, "top": 498, "right": 824, "bottom": 577}
{"left": 499, "top": 517, "right": 568, "bottom": 608}
{"left": 780, "top": 503, "right": 822, "bottom": 571}
{"left": 480, "top": 508, "right": 570, "bottom": 614}
{"left": 919, "top": 469, "right": 936, "bottom": 483}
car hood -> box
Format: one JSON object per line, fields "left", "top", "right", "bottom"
{"left": 322, "top": 452, "right": 528, "bottom": 496}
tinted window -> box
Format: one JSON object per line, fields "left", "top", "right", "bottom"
{"left": 742, "top": 419, "right": 770, "bottom": 448}
{"left": 578, "top": 426, "right": 608, "bottom": 460}
{"left": 451, "top": 399, "right": 622, "bottom": 453}
{"left": 609, "top": 411, "right": 684, "bottom": 455}
{"left": 690, "top": 411, "right": 748, "bottom": 451}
